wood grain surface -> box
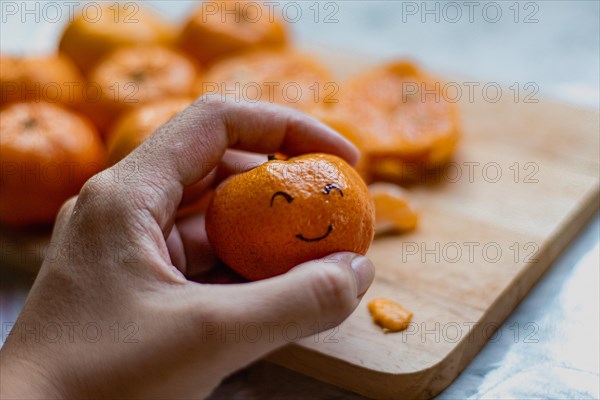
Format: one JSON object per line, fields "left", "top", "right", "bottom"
{"left": 264, "top": 52, "right": 600, "bottom": 399}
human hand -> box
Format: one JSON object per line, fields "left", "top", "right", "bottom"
{"left": 0, "top": 97, "right": 375, "bottom": 399}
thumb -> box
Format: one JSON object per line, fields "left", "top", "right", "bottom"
{"left": 218, "top": 252, "right": 375, "bottom": 347}
{"left": 169, "top": 252, "right": 374, "bottom": 383}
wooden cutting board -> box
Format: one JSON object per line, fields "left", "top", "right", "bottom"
{"left": 264, "top": 51, "right": 600, "bottom": 399}
{"left": 1, "top": 51, "right": 598, "bottom": 399}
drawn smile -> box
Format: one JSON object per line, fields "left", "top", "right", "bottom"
{"left": 295, "top": 224, "right": 334, "bottom": 242}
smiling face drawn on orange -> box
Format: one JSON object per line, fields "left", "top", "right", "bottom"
{"left": 206, "top": 153, "right": 375, "bottom": 281}
{"left": 270, "top": 183, "right": 344, "bottom": 242}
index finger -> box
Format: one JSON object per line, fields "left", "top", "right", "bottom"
{"left": 112, "top": 96, "right": 359, "bottom": 228}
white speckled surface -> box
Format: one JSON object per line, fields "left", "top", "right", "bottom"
{"left": 1, "top": 1, "right": 598, "bottom": 398}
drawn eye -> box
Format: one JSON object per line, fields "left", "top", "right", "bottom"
{"left": 270, "top": 191, "right": 294, "bottom": 206}
{"left": 323, "top": 184, "right": 343, "bottom": 197}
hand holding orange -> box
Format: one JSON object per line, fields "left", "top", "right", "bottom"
{"left": 206, "top": 153, "right": 375, "bottom": 280}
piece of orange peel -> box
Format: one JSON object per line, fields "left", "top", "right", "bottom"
{"left": 369, "top": 182, "right": 419, "bottom": 234}
{"left": 368, "top": 298, "right": 413, "bottom": 332}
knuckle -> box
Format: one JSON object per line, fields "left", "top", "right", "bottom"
{"left": 78, "top": 176, "right": 107, "bottom": 205}
{"left": 193, "top": 93, "right": 226, "bottom": 110}
{"left": 56, "top": 196, "right": 77, "bottom": 222}
{"left": 75, "top": 171, "right": 129, "bottom": 222}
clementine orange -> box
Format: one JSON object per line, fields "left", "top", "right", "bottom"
{"left": 200, "top": 50, "right": 333, "bottom": 113}
{"left": 178, "top": 0, "right": 287, "bottom": 65}
{"left": 85, "top": 46, "right": 197, "bottom": 135}
{"left": 324, "top": 61, "right": 460, "bottom": 182}
{"left": 206, "top": 153, "right": 375, "bottom": 280}
{"left": 106, "top": 97, "right": 193, "bottom": 165}
{"left": 0, "top": 102, "right": 105, "bottom": 227}
{"left": 0, "top": 54, "right": 85, "bottom": 108}
{"left": 58, "top": 3, "right": 175, "bottom": 73}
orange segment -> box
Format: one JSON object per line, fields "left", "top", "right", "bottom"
{"left": 0, "top": 102, "right": 105, "bottom": 227}
{"left": 58, "top": 3, "right": 175, "bottom": 73}
{"left": 179, "top": 0, "right": 288, "bottom": 65}
{"left": 200, "top": 50, "right": 333, "bottom": 113}
{"left": 206, "top": 153, "right": 375, "bottom": 280}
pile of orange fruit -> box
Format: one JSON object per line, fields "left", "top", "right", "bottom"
{"left": 1, "top": 0, "right": 459, "bottom": 234}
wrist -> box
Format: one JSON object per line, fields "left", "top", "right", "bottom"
{"left": 0, "top": 349, "right": 65, "bottom": 399}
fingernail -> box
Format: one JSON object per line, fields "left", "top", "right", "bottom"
{"left": 351, "top": 255, "right": 375, "bottom": 297}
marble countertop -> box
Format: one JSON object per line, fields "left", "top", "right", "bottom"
{"left": 1, "top": 1, "right": 599, "bottom": 398}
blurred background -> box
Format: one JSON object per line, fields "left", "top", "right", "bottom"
{"left": 1, "top": 1, "right": 599, "bottom": 399}
{"left": 2, "top": 1, "right": 599, "bottom": 107}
